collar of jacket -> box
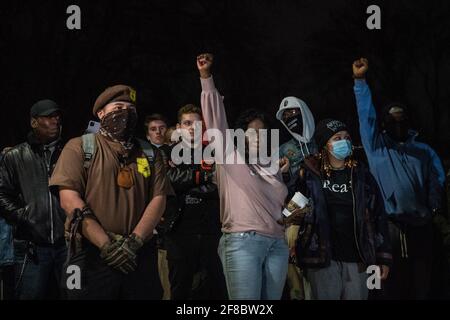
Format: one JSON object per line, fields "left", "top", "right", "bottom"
{"left": 27, "top": 131, "right": 63, "bottom": 152}
{"left": 27, "top": 131, "right": 41, "bottom": 146}
{"left": 382, "top": 129, "right": 418, "bottom": 145}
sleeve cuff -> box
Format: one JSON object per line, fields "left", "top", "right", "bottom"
{"left": 200, "top": 76, "right": 216, "bottom": 92}
{"left": 49, "top": 182, "right": 83, "bottom": 196}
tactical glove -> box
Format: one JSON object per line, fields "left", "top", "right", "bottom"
{"left": 100, "top": 232, "right": 142, "bottom": 274}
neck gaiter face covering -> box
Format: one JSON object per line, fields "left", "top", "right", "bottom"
{"left": 100, "top": 108, "right": 137, "bottom": 142}
{"left": 284, "top": 114, "right": 303, "bottom": 136}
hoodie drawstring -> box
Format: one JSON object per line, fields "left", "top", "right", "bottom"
{"left": 299, "top": 142, "right": 306, "bottom": 159}
{"left": 304, "top": 142, "right": 311, "bottom": 156}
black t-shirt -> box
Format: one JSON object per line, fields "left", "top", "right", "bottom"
{"left": 322, "top": 168, "right": 361, "bottom": 262}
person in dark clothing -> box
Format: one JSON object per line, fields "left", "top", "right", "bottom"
{"left": 293, "top": 119, "right": 392, "bottom": 300}
{"left": 0, "top": 100, "right": 67, "bottom": 300}
{"left": 0, "top": 148, "right": 14, "bottom": 300}
{"left": 165, "top": 104, "right": 226, "bottom": 300}
{"left": 276, "top": 97, "right": 316, "bottom": 300}
{"left": 352, "top": 58, "right": 446, "bottom": 299}
{"left": 144, "top": 113, "right": 174, "bottom": 300}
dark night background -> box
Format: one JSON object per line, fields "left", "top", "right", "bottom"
{"left": 1, "top": 0, "right": 450, "bottom": 166}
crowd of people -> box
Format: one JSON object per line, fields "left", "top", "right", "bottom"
{"left": 0, "top": 54, "right": 449, "bottom": 300}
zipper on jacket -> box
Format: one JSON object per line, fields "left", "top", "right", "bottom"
{"left": 44, "top": 146, "right": 55, "bottom": 244}
{"left": 46, "top": 156, "right": 54, "bottom": 244}
{"left": 49, "top": 191, "right": 54, "bottom": 244}
{"left": 351, "top": 166, "right": 365, "bottom": 264}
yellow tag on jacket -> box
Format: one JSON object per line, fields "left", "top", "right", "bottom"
{"left": 136, "top": 157, "right": 151, "bottom": 178}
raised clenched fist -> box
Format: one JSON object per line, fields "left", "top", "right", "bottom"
{"left": 197, "top": 53, "right": 213, "bottom": 79}
{"left": 352, "top": 58, "right": 369, "bottom": 79}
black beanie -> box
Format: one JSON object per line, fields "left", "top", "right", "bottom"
{"left": 314, "top": 119, "right": 348, "bottom": 150}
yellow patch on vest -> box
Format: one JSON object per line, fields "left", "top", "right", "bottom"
{"left": 136, "top": 157, "right": 151, "bottom": 178}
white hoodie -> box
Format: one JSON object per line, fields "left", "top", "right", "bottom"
{"left": 276, "top": 96, "right": 315, "bottom": 155}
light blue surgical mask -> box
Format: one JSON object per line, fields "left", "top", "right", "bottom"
{"left": 329, "top": 139, "right": 352, "bottom": 160}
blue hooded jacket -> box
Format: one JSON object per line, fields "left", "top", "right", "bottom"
{"left": 353, "top": 79, "right": 445, "bottom": 222}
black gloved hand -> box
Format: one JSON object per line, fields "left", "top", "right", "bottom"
{"left": 100, "top": 232, "right": 144, "bottom": 274}
{"left": 123, "top": 233, "right": 144, "bottom": 254}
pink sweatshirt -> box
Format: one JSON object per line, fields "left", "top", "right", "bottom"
{"left": 201, "top": 76, "right": 288, "bottom": 238}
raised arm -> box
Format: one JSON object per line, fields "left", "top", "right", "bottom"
{"left": 197, "top": 53, "right": 229, "bottom": 134}
{"left": 352, "top": 58, "right": 381, "bottom": 152}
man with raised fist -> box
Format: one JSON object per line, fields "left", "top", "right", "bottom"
{"left": 352, "top": 58, "right": 446, "bottom": 299}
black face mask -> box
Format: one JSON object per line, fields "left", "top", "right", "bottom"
{"left": 284, "top": 114, "right": 303, "bottom": 136}
{"left": 100, "top": 108, "right": 137, "bottom": 141}
{"left": 385, "top": 118, "right": 410, "bottom": 142}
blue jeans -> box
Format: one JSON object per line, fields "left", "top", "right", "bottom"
{"left": 218, "top": 232, "right": 288, "bottom": 300}
{"left": 0, "top": 218, "right": 14, "bottom": 267}
{"left": 14, "top": 240, "right": 67, "bottom": 300}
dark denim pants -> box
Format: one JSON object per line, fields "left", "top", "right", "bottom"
{"left": 64, "top": 238, "right": 162, "bottom": 300}
{"left": 14, "top": 240, "right": 67, "bottom": 300}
